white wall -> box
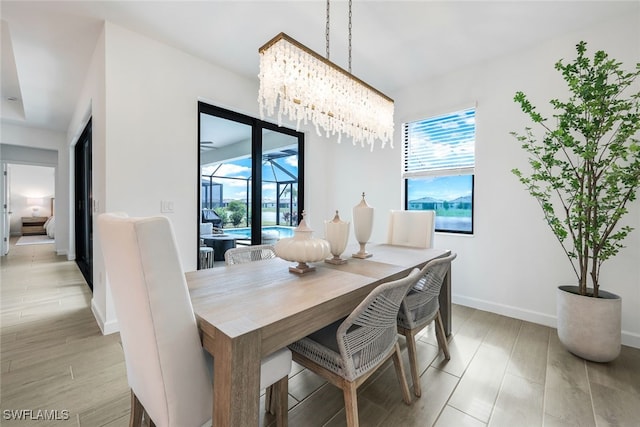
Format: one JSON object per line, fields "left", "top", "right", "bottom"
{"left": 390, "top": 12, "right": 640, "bottom": 347}
{"left": 73, "top": 12, "right": 640, "bottom": 348}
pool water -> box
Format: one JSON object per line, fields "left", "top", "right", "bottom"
{"left": 224, "top": 226, "right": 295, "bottom": 240}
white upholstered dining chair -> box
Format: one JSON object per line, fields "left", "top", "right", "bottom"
{"left": 97, "top": 213, "right": 291, "bottom": 427}
{"left": 288, "top": 268, "right": 422, "bottom": 427}
{"left": 397, "top": 253, "right": 456, "bottom": 397}
{"left": 386, "top": 210, "right": 436, "bottom": 248}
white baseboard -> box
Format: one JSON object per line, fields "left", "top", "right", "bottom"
{"left": 90, "top": 298, "right": 119, "bottom": 335}
{"left": 452, "top": 294, "right": 639, "bottom": 349}
{"left": 622, "top": 331, "right": 640, "bottom": 349}
{"left": 452, "top": 294, "right": 557, "bottom": 327}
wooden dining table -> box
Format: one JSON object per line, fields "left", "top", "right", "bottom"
{"left": 186, "top": 243, "right": 452, "bottom": 426}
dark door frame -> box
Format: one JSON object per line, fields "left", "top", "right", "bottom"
{"left": 74, "top": 118, "right": 93, "bottom": 289}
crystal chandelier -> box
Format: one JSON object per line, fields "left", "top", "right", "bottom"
{"left": 258, "top": 1, "right": 394, "bottom": 151}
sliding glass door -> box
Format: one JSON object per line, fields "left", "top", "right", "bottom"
{"left": 198, "top": 103, "right": 304, "bottom": 268}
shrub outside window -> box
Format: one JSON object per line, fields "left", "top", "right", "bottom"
{"left": 403, "top": 108, "right": 475, "bottom": 234}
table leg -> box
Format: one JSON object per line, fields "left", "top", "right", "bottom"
{"left": 207, "top": 329, "right": 262, "bottom": 426}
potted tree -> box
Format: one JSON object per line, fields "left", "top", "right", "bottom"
{"left": 511, "top": 41, "right": 640, "bottom": 362}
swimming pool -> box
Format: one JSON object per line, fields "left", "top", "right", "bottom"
{"left": 224, "top": 226, "right": 295, "bottom": 240}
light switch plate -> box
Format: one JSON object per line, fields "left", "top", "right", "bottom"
{"left": 161, "top": 200, "right": 174, "bottom": 213}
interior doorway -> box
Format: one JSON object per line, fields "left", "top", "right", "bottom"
{"left": 1, "top": 162, "right": 56, "bottom": 255}
{"left": 74, "top": 119, "right": 93, "bottom": 290}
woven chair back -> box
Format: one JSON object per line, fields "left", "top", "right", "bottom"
{"left": 398, "top": 253, "right": 457, "bottom": 330}
{"left": 224, "top": 244, "right": 277, "bottom": 265}
{"left": 335, "top": 268, "right": 422, "bottom": 380}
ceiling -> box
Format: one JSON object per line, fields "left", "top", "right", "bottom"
{"left": 1, "top": 1, "right": 636, "bottom": 134}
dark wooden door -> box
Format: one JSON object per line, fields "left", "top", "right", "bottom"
{"left": 74, "top": 119, "right": 92, "bottom": 290}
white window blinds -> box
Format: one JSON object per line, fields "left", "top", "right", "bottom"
{"left": 403, "top": 108, "right": 476, "bottom": 178}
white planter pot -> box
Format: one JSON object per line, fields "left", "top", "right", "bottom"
{"left": 556, "top": 285, "right": 621, "bottom": 362}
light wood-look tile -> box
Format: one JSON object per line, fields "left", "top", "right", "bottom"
{"left": 287, "top": 365, "right": 328, "bottom": 401}
{"left": 506, "top": 321, "right": 549, "bottom": 384}
{"left": 589, "top": 381, "right": 640, "bottom": 426}
{"left": 380, "top": 366, "right": 459, "bottom": 427}
{"left": 488, "top": 372, "right": 544, "bottom": 427}
{"left": 543, "top": 332, "right": 596, "bottom": 426}
{"left": 288, "top": 383, "right": 344, "bottom": 426}
{"left": 431, "top": 309, "right": 499, "bottom": 377}
{"left": 447, "top": 315, "right": 521, "bottom": 422}
{"left": 2, "top": 237, "right": 640, "bottom": 427}
{"left": 435, "top": 405, "right": 486, "bottom": 427}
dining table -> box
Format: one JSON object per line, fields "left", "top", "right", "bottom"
{"left": 186, "top": 243, "right": 452, "bottom": 426}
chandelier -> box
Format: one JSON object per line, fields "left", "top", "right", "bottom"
{"left": 258, "top": 1, "right": 394, "bottom": 150}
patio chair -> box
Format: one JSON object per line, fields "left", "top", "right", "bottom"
{"left": 288, "top": 268, "right": 422, "bottom": 427}
{"left": 397, "top": 252, "right": 457, "bottom": 397}
{"left": 98, "top": 213, "right": 291, "bottom": 427}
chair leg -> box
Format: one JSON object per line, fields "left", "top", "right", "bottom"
{"left": 273, "top": 376, "right": 289, "bottom": 427}
{"left": 392, "top": 342, "right": 412, "bottom": 405}
{"left": 129, "top": 390, "right": 143, "bottom": 427}
{"left": 404, "top": 329, "right": 422, "bottom": 397}
{"left": 435, "top": 310, "right": 451, "bottom": 360}
{"left": 343, "top": 381, "right": 359, "bottom": 427}
{"left": 265, "top": 385, "right": 274, "bottom": 414}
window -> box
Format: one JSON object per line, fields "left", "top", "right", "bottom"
{"left": 403, "top": 107, "right": 475, "bottom": 234}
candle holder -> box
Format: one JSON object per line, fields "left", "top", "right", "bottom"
{"left": 324, "top": 210, "right": 350, "bottom": 265}
{"left": 352, "top": 193, "right": 374, "bottom": 259}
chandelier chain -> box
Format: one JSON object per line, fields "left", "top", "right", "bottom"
{"left": 348, "top": 0, "right": 352, "bottom": 73}
{"left": 326, "top": 0, "right": 330, "bottom": 59}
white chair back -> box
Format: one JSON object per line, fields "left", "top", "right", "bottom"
{"left": 386, "top": 210, "right": 435, "bottom": 248}
{"left": 98, "top": 213, "right": 212, "bottom": 427}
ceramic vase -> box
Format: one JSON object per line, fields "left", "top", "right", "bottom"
{"left": 324, "top": 210, "right": 350, "bottom": 265}
{"left": 274, "top": 212, "right": 330, "bottom": 274}
{"left": 352, "top": 193, "right": 373, "bottom": 258}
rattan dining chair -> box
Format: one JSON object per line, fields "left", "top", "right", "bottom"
{"left": 288, "top": 268, "right": 422, "bottom": 427}
{"left": 224, "top": 244, "right": 277, "bottom": 265}
{"left": 397, "top": 252, "right": 457, "bottom": 397}
{"left": 98, "top": 213, "right": 291, "bottom": 427}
